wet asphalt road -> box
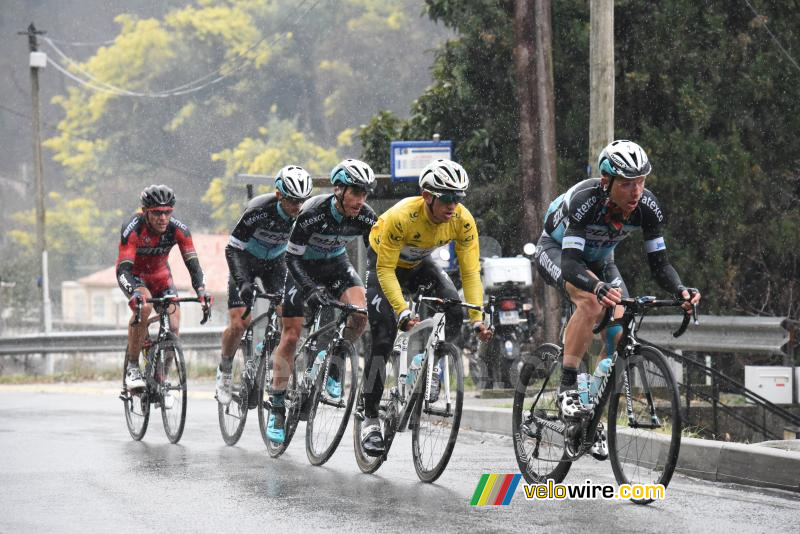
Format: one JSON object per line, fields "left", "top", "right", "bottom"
{"left": 0, "top": 383, "right": 797, "bottom": 533}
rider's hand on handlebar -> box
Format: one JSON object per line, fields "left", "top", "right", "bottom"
{"left": 128, "top": 290, "right": 144, "bottom": 312}
{"left": 675, "top": 285, "right": 701, "bottom": 312}
{"left": 238, "top": 281, "right": 255, "bottom": 308}
{"left": 398, "top": 309, "right": 419, "bottom": 332}
{"left": 305, "top": 286, "right": 333, "bottom": 309}
{"left": 594, "top": 281, "right": 622, "bottom": 308}
{"left": 197, "top": 288, "right": 214, "bottom": 309}
{"left": 473, "top": 321, "right": 493, "bottom": 342}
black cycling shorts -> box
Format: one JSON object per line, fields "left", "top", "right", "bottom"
{"left": 227, "top": 257, "right": 287, "bottom": 309}
{"left": 281, "top": 253, "right": 364, "bottom": 318}
{"left": 534, "top": 232, "right": 629, "bottom": 296}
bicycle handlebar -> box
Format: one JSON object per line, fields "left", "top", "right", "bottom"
{"left": 417, "top": 295, "right": 484, "bottom": 313}
{"left": 132, "top": 296, "right": 212, "bottom": 326}
{"left": 592, "top": 296, "right": 699, "bottom": 337}
{"left": 240, "top": 291, "right": 284, "bottom": 321}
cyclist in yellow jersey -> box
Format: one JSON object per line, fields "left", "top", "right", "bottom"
{"left": 361, "top": 159, "right": 492, "bottom": 456}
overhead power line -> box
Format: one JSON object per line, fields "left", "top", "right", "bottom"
{"left": 40, "top": 0, "right": 321, "bottom": 98}
{"left": 742, "top": 0, "right": 800, "bottom": 74}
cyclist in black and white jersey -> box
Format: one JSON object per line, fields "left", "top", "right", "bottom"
{"left": 535, "top": 140, "right": 700, "bottom": 456}
{"left": 215, "top": 166, "right": 313, "bottom": 405}
{"left": 265, "top": 159, "right": 377, "bottom": 444}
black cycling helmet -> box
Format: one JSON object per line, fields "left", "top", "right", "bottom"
{"left": 141, "top": 184, "right": 176, "bottom": 208}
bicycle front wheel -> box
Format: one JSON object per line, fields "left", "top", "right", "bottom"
{"left": 259, "top": 353, "right": 300, "bottom": 458}
{"left": 411, "top": 342, "right": 464, "bottom": 483}
{"left": 512, "top": 343, "right": 572, "bottom": 484}
{"left": 158, "top": 338, "right": 187, "bottom": 444}
{"left": 306, "top": 340, "right": 358, "bottom": 465}
{"left": 608, "top": 345, "right": 681, "bottom": 504}
{"left": 218, "top": 341, "right": 249, "bottom": 446}
{"left": 122, "top": 364, "right": 150, "bottom": 440}
{"left": 353, "top": 350, "right": 399, "bottom": 474}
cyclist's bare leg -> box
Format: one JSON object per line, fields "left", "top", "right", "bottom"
{"left": 563, "top": 281, "right": 606, "bottom": 369}
{"left": 126, "top": 287, "right": 153, "bottom": 366}
{"left": 167, "top": 304, "right": 181, "bottom": 335}
{"left": 272, "top": 316, "right": 303, "bottom": 391}
{"left": 220, "top": 307, "right": 251, "bottom": 368}
{"left": 339, "top": 286, "right": 367, "bottom": 343}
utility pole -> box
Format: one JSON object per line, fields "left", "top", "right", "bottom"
{"left": 515, "top": 0, "right": 559, "bottom": 344}
{"left": 588, "top": 0, "right": 614, "bottom": 174}
{"left": 19, "top": 22, "right": 52, "bottom": 336}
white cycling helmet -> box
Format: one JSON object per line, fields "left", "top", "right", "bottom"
{"left": 330, "top": 159, "right": 376, "bottom": 191}
{"left": 275, "top": 165, "right": 313, "bottom": 199}
{"left": 419, "top": 159, "right": 469, "bottom": 196}
{"left": 598, "top": 140, "right": 652, "bottom": 179}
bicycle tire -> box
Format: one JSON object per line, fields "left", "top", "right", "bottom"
{"left": 512, "top": 343, "right": 572, "bottom": 484}
{"left": 306, "top": 340, "right": 358, "bottom": 465}
{"left": 259, "top": 352, "right": 300, "bottom": 458}
{"left": 158, "top": 337, "right": 187, "bottom": 444}
{"left": 411, "top": 342, "right": 464, "bottom": 483}
{"left": 353, "top": 350, "right": 399, "bottom": 474}
{"left": 217, "top": 340, "right": 250, "bottom": 446}
{"left": 122, "top": 364, "right": 150, "bottom": 440}
{"left": 607, "top": 345, "right": 681, "bottom": 504}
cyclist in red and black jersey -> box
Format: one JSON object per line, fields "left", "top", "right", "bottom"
{"left": 116, "top": 185, "right": 212, "bottom": 390}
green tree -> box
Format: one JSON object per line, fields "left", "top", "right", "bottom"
{"left": 361, "top": 0, "right": 800, "bottom": 316}
{"left": 204, "top": 111, "right": 344, "bottom": 230}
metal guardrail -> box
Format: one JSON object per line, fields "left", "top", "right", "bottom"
{"left": 0, "top": 327, "right": 224, "bottom": 355}
{"left": 649, "top": 342, "right": 800, "bottom": 441}
{"left": 637, "top": 315, "right": 797, "bottom": 356}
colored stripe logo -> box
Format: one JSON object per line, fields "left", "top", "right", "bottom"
{"left": 470, "top": 474, "right": 522, "bottom": 505}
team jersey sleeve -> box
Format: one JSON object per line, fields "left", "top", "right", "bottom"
{"left": 285, "top": 212, "right": 316, "bottom": 294}
{"left": 640, "top": 192, "right": 683, "bottom": 294}
{"left": 226, "top": 208, "right": 255, "bottom": 287}
{"left": 174, "top": 220, "right": 205, "bottom": 291}
{"left": 374, "top": 211, "right": 409, "bottom": 317}
{"left": 453, "top": 209, "right": 483, "bottom": 322}
{"left": 115, "top": 217, "right": 142, "bottom": 298}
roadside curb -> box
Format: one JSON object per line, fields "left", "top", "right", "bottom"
{"left": 460, "top": 404, "right": 800, "bottom": 493}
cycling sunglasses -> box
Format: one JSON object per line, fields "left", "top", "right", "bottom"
{"left": 427, "top": 190, "right": 465, "bottom": 204}
{"left": 282, "top": 196, "right": 306, "bottom": 205}
{"left": 146, "top": 208, "right": 174, "bottom": 217}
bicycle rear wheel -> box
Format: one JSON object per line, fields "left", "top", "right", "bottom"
{"left": 158, "top": 338, "right": 187, "bottom": 444}
{"left": 512, "top": 343, "right": 572, "bottom": 484}
{"left": 353, "top": 351, "right": 399, "bottom": 474}
{"left": 607, "top": 345, "right": 681, "bottom": 504}
{"left": 306, "top": 340, "right": 358, "bottom": 465}
{"left": 122, "top": 365, "right": 150, "bottom": 440}
{"left": 218, "top": 341, "right": 249, "bottom": 446}
{"left": 259, "top": 354, "right": 300, "bottom": 458}
{"left": 411, "top": 342, "right": 464, "bottom": 483}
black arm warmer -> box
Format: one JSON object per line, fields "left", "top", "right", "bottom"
{"left": 184, "top": 256, "right": 206, "bottom": 291}
{"left": 647, "top": 249, "right": 683, "bottom": 295}
{"left": 561, "top": 247, "right": 600, "bottom": 293}
{"left": 116, "top": 262, "right": 140, "bottom": 298}
{"left": 286, "top": 253, "right": 317, "bottom": 296}
{"left": 225, "top": 245, "right": 249, "bottom": 289}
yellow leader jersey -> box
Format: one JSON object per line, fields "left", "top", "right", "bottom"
{"left": 369, "top": 196, "right": 483, "bottom": 321}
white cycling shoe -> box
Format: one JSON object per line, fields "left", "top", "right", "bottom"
{"left": 216, "top": 368, "right": 233, "bottom": 406}
{"left": 558, "top": 388, "right": 592, "bottom": 418}
{"left": 125, "top": 366, "right": 145, "bottom": 390}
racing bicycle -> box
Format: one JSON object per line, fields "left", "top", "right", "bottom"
{"left": 512, "top": 295, "right": 697, "bottom": 504}
{"left": 120, "top": 296, "right": 211, "bottom": 443}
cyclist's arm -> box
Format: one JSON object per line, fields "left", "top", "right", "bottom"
{"left": 640, "top": 193, "right": 684, "bottom": 295}
{"left": 225, "top": 208, "right": 257, "bottom": 289}
{"left": 285, "top": 213, "right": 317, "bottom": 295}
{"left": 374, "top": 216, "right": 408, "bottom": 317}
{"left": 560, "top": 227, "right": 600, "bottom": 293}
{"left": 116, "top": 220, "right": 144, "bottom": 298}
{"left": 454, "top": 210, "right": 483, "bottom": 322}
{"left": 175, "top": 221, "right": 206, "bottom": 292}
